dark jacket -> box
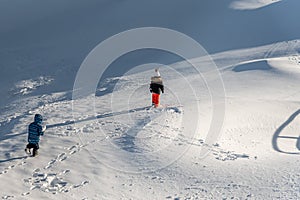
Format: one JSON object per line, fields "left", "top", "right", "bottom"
{"left": 28, "top": 115, "right": 44, "bottom": 144}
{"left": 150, "top": 83, "right": 164, "bottom": 94}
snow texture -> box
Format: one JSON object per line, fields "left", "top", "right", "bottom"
{"left": 0, "top": 0, "right": 300, "bottom": 199}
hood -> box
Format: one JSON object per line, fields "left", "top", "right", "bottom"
{"left": 34, "top": 114, "right": 43, "bottom": 124}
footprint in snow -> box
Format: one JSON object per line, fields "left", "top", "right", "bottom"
{"left": 2, "top": 195, "right": 14, "bottom": 199}
{"left": 57, "top": 153, "right": 66, "bottom": 159}
{"left": 67, "top": 146, "right": 77, "bottom": 151}
{"left": 44, "top": 160, "right": 56, "bottom": 169}
{"left": 59, "top": 156, "right": 67, "bottom": 162}
{"left": 0, "top": 170, "right": 8, "bottom": 175}
{"left": 69, "top": 150, "right": 77, "bottom": 155}
{"left": 62, "top": 169, "right": 70, "bottom": 174}
{"left": 21, "top": 192, "right": 30, "bottom": 196}
{"left": 19, "top": 161, "right": 26, "bottom": 166}
{"left": 25, "top": 170, "right": 70, "bottom": 194}
{"left": 30, "top": 185, "right": 40, "bottom": 190}
{"left": 57, "top": 153, "right": 67, "bottom": 162}
{"left": 71, "top": 180, "right": 90, "bottom": 189}
{"left": 7, "top": 165, "right": 15, "bottom": 169}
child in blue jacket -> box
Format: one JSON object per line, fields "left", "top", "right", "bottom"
{"left": 25, "top": 114, "right": 45, "bottom": 157}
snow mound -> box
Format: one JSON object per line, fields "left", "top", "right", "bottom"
{"left": 232, "top": 60, "right": 272, "bottom": 72}
{"left": 268, "top": 56, "right": 300, "bottom": 74}
{"left": 230, "top": 0, "right": 282, "bottom": 10}
{"left": 12, "top": 76, "right": 53, "bottom": 95}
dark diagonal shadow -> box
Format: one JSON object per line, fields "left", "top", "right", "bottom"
{"left": 47, "top": 106, "right": 151, "bottom": 129}
{"left": 0, "top": 156, "right": 27, "bottom": 163}
{"left": 1, "top": 106, "right": 151, "bottom": 142}
{"left": 0, "top": 132, "right": 27, "bottom": 141}
{"left": 272, "top": 109, "right": 300, "bottom": 155}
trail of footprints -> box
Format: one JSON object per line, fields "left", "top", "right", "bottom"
{"left": 159, "top": 133, "right": 251, "bottom": 162}
{"left": 2, "top": 195, "right": 15, "bottom": 199}
{"left": 0, "top": 158, "right": 27, "bottom": 175}
{"left": 22, "top": 168, "right": 89, "bottom": 195}
{"left": 0, "top": 143, "right": 91, "bottom": 197}
{"left": 1, "top": 119, "right": 104, "bottom": 198}
{"left": 22, "top": 142, "right": 95, "bottom": 195}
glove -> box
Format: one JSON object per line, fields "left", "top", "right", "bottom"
{"left": 42, "top": 125, "right": 47, "bottom": 132}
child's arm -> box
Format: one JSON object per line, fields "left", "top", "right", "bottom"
{"left": 39, "top": 125, "right": 46, "bottom": 136}
{"left": 42, "top": 125, "right": 46, "bottom": 132}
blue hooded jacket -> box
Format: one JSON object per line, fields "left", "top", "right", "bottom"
{"left": 28, "top": 114, "right": 44, "bottom": 144}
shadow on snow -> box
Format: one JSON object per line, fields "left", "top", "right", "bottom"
{"left": 272, "top": 109, "right": 300, "bottom": 155}
{"left": 0, "top": 156, "right": 27, "bottom": 163}
{"left": 113, "top": 116, "right": 152, "bottom": 153}
{"left": 47, "top": 106, "right": 152, "bottom": 129}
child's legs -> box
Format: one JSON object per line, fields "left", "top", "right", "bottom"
{"left": 27, "top": 143, "right": 39, "bottom": 156}
{"left": 32, "top": 144, "right": 39, "bottom": 156}
{"left": 152, "top": 93, "right": 160, "bottom": 107}
{"left": 152, "top": 93, "right": 155, "bottom": 105}
{"left": 25, "top": 144, "right": 32, "bottom": 154}
{"left": 26, "top": 143, "right": 34, "bottom": 149}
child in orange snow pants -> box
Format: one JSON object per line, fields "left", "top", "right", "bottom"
{"left": 152, "top": 93, "right": 160, "bottom": 107}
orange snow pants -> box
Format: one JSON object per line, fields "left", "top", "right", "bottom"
{"left": 152, "top": 93, "right": 160, "bottom": 107}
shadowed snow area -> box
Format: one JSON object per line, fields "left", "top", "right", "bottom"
{"left": 232, "top": 60, "right": 273, "bottom": 72}
{"left": 1, "top": 0, "right": 300, "bottom": 107}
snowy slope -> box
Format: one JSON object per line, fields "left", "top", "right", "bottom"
{"left": 1, "top": 0, "right": 300, "bottom": 199}
{"left": 1, "top": 43, "right": 300, "bottom": 199}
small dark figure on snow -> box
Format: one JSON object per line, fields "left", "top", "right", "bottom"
{"left": 150, "top": 68, "right": 164, "bottom": 107}
{"left": 25, "top": 114, "right": 45, "bottom": 157}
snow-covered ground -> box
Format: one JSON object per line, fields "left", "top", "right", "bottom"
{"left": 230, "top": 0, "right": 282, "bottom": 10}
{"left": 1, "top": 0, "right": 300, "bottom": 199}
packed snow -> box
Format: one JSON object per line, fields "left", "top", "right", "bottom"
{"left": 1, "top": 0, "right": 300, "bottom": 200}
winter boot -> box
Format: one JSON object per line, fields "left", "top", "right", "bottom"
{"left": 32, "top": 149, "right": 39, "bottom": 157}
{"left": 25, "top": 148, "right": 31, "bottom": 155}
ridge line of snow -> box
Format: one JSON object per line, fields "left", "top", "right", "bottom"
{"left": 230, "top": 0, "right": 282, "bottom": 10}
